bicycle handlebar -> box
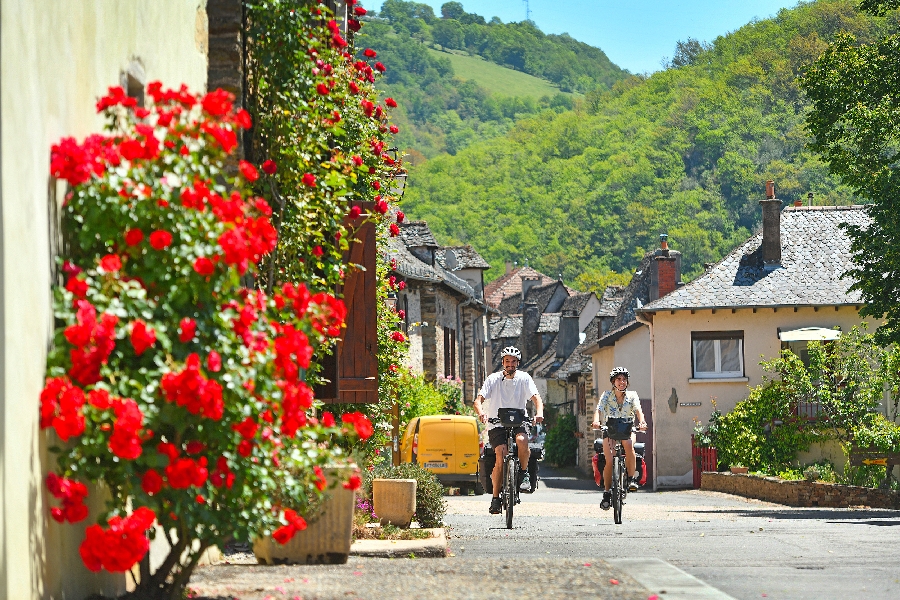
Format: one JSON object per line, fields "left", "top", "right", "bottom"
{"left": 487, "top": 417, "right": 534, "bottom": 425}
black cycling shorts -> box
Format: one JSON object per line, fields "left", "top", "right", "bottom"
{"left": 489, "top": 426, "right": 526, "bottom": 449}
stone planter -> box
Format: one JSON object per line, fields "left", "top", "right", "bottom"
{"left": 372, "top": 478, "right": 416, "bottom": 527}
{"left": 253, "top": 467, "right": 356, "bottom": 565}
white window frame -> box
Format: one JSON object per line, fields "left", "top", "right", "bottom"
{"left": 691, "top": 332, "right": 744, "bottom": 379}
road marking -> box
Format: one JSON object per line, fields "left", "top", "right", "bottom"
{"left": 607, "top": 558, "right": 736, "bottom": 600}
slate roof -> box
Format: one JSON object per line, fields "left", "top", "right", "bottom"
{"left": 398, "top": 220, "right": 439, "bottom": 248}
{"left": 483, "top": 266, "right": 558, "bottom": 308}
{"left": 641, "top": 206, "right": 869, "bottom": 312}
{"left": 537, "top": 313, "right": 561, "bottom": 334}
{"left": 525, "top": 334, "right": 560, "bottom": 377}
{"left": 497, "top": 280, "right": 569, "bottom": 315}
{"left": 385, "top": 236, "right": 481, "bottom": 300}
{"left": 597, "top": 286, "right": 626, "bottom": 317}
{"left": 436, "top": 246, "right": 491, "bottom": 271}
{"left": 561, "top": 292, "right": 595, "bottom": 315}
{"left": 606, "top": 252, "right": 656, "bottom": 333}
{"left": 490, "top": 315, "right": 522, "bottom": 339}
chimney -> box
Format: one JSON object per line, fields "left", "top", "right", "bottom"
{"left": 556, "top": 309, "right": 580, "bottom": 359}
{"left": 505, "top": 261, "right": 513, "bottom": 274}
{"left": 520, "top": 275, "right": 540, "bottom": 301}
{"left": 760, "top": 181, "right": 783, "bottom": 268}
{"left": 518, "top": 302, "right": 541, "bottom": 365}
{"left": 650, "top": 234, "right": 681, "bottom": 301}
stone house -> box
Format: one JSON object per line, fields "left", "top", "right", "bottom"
{"left": 636, "top": 201, "right": 879, "bottom": 488}
{"left": 387, "top": 221, "right": 493, "bottom": 404}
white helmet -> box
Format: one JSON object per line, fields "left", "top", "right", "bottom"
{"left": 609, "top": 366, "right": 629, "bottom": 382}
{"left": 500, "top": 346, "right": 522, "bottom": 360}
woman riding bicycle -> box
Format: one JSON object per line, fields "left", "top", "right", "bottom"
{"left": 591, "top": 367, "right": 646, "bottom": 511}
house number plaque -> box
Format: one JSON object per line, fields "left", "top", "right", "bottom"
{"left": 679, "top": 402, "right": 702, "bottom": 407}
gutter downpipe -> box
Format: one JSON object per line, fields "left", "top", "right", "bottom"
{"left": 634, "top": 309, "right": 656, "bottom": 491}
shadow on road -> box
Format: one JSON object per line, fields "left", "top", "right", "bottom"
{"left": 538, "top": 464, "right": 598, "bottom": 491}
{"left": 682, "top": 507, "right": 900, "bottom": 521}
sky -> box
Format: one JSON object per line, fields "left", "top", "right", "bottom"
{"left": 367, "top": 0, "right": 803, "bottom": 74}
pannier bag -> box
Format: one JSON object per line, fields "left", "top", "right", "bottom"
{"left": 592, "top": 439, "right": 647, "bottom": 486}
{"left": 497, "top": 407, "right": 527, "bottom": 427}
{"left": 605, "top": 417, "right": 634, "bottom": 440}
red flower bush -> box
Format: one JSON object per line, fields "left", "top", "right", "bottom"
{"left": 79, "top": 507, "right": 156, "bottom": 572}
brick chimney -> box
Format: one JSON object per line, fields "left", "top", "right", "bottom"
{"left": 650, "top": 234, "right": 681, "bottom": 301}
{"left": 518, "top": 301, "right": 541, "bottom": 365}
{"left": 760, "top": 180, "right": 783, "bottom": 268}
{"left": 556, "top": 309, "right": 580, "bottom": 359}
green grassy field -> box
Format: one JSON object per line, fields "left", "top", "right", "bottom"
{"left": 427, "top": 48, "right": 570, "bottom": 99}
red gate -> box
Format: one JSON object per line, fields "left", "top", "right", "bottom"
{"left": 691, "top": 435, "right": 718, "bottom": 489}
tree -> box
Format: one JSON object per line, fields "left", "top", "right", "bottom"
{"left": 441, "top": 1, "right": 466, "bottom": 20}
{"left": 801, "top": 1, "right": 900, "bottom": 345}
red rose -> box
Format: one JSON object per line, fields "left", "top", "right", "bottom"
{"left": 316, "top": 83, "right": 329, "bottom": 95}
{"left": 348, "top": 205, "right": 362, "bottom": 219}
{"left": 374, "top": 62, "right": 386, "bottom": 72}
{"left": 375, "top": 200, "right": 388, "bottom": 214}
{"left": 312, "top": 245, "right": 324, "bottom": 258}
{"left": 349, "top": 81, "right": 360, "bottom": 94}
{"left": 193, "top": 257, "right": 215, "bottom": 276}
{"left": 322, "top": 411, "right": 335, "bottom": 427}
{"left": 302, "top": 173, "right": 316, "bottom": 187}
{"left": 149, "top": 230, "right": 173, "bottom": 250}
{"left": 130, "top": 320, "right": 157, "bottom": 356}
{"left": 66, "top": 276, "right": 89, "bottom": 298}
{"left": 372, "top": 181, "right": 381, "bottom": 190}
{"left": 237, "top": 439, "right": 253, "bottom": 457}
{"left": 99, "top": 254, "right": 122, "bottom": 273}
{"left": 201, "top": 89, "right": 233, "bottom": 116}
{"left": 391, "top": 331, "right": 406, "bottom": 343}
{"left": 396, "top": 211, "right": 405, "bottom": 223}
{"left": 235, "top": 108, "right": 253, "bottom": 129}
{"left": 389, "top": 223, "right": 400, "bottom": 237}
{"left": 354, "top": 6, "right": 366, "bottom": 15}
{"left": 364, "top": 48, "right": 377, "bottom": 58}
{"left": 390, "top": 125, "right": 399, "bottom": 134}
{"left": 178, "top": 317, "right": 197, "bottom": 343}
{"left": 385, "top": 97, "right": 398, "bottom": 108}
{"left": 141, "top": 469, "right": 163, "bottom": 495}
{"left": 232, "top": 416, "right": 259, "bottom": 440}
{"left": 262, "top": 159, "right": 277, "bottom": 175}
{"left": 343, "top": 474, "right": 362, "bottom": 490}
{"left": 124, "top": 229, "right": 144, "bottom": 246}
{"left": 398, "top": 281, "right": 407, "bottom": 291}
{"left": 239, "top": 160, "right": 259, "bottom": 182}
{"left": 206, "top": 350, "right": 222, "bottom": 372}
{"left": 88, "top": 388, "right": 112, "bottom": 409}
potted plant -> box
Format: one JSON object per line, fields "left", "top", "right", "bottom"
{"left": 730, "top": 463, "right": 749, "bottom": 474}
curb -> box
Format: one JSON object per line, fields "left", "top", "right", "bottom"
{"left": 349, "top": 528, "right": 448, "bottom": 558}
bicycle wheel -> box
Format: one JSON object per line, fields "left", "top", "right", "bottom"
{"left": 505, "top": 457, "right": 516, "bottom": 529}
{"left": 612, "top": 457, "right": 624, "bottom": 525}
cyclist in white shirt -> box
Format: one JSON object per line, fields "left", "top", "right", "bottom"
{"left": 474, "top": 346, "right": 544, "bottom": 515}
{"left": 591, "top": 367, "right": 647, "bottom": 510}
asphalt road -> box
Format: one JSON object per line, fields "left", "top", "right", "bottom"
{"left": 446, "top": 464, "right": 900, "bottom": 600}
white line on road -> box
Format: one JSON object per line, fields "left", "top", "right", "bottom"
{"left": 607, "top": 558, "right": 737, "bottom": 600}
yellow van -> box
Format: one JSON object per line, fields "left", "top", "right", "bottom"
{"left": 400, "top": 415, "right": 483, "bottom": 494}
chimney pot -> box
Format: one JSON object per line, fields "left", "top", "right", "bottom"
{"left": 765, "top": 180, "right": 775, "bottom": 199}
{"left": 659, "top": 233, "right": 669, "bottom": 250}
{"left": 794, "top": 200, "right": 802, "bottom": 207}
{"left": 807, "top": 192, "right": 814, "bottom": 206}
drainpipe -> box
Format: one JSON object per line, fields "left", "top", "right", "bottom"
{"left": 635, "top": 310, "right": 656, "bottom": 491}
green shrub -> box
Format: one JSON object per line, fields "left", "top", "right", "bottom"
{"left": 397, "top": 370, "right": 446, "bottom": 423}
{"left": 545, "top": 413, "right": 578, "bottom": 467}
{"left": 362, "top": 462, "right": 447, "bottom": 528}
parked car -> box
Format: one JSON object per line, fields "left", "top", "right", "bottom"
{"left": 478, "top": 423, "right": 544, "bottom": 494}
{"left": 399, "top": 415, "right": 484, "bottom": 494}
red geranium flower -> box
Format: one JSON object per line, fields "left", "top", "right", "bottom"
{"left": 124, "top": 229, "right": 144, "bottom": 246}
{"left": 239, "top": 160, "right": 259, "bottom": 182}
{"left": 99, "top": 254, "right": 122, "bottom": 273}
{"left": 149, "top": 230, "right": 173, "bottom": 250}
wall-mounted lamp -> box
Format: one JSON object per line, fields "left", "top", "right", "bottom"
{"left": 385, "top": 292, "right": 398, "bottom": 312}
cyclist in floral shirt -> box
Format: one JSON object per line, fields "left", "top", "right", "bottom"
{"left": 591, "top": 367, "right": 647, "bottom": 510}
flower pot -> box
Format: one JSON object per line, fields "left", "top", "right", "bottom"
{"left": 730, "top": 466, "right": 749, "bottom": 474}
{"left": 253, "top": 467, "right": 356, "bottom": 565}
{"left": 373, "top": 478, "right": 416, "bottom": 527}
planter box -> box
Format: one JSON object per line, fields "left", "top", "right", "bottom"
{"left": 730, "top": 466, "right": 749, "bottom": 474}
{"left": 372, "top": 478, "right": 416, "bottom": 527}
{"left": 253, "top": 468, "right": 356, "bottom": 565}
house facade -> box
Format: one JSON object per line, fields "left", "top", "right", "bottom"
{"left": 388, "top": 222, "right": 493, "bottom": 404}
{"left": 637, "top": 202, "right": 878, "bottom": 488}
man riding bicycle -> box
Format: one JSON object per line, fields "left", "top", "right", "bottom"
{"left": 591, "top": 367, "right": 646, "bottom": 511}
{"left": 474, "top": 346, "right": 544, "bottom": 515}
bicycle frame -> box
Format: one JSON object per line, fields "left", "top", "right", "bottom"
{"left": 489, "top": 417, "right": 532, "bottom": 529}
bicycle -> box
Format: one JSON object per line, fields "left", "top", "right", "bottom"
{"left": 594, "top": 417, "right": 644, "bottom": 525}
{"left": 488, "top": 407, "right": 533, "bottom": 529}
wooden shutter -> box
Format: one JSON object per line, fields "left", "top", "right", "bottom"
{"left": 316, "top": 204, "right": 379, "bottom": 404}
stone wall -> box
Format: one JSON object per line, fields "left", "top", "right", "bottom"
{"left": 701, "top": 472, "right": 900, "bottom": 509}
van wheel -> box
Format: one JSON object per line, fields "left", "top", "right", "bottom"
{"left": 473, "top": 481, "right": 485, "bottom": 495}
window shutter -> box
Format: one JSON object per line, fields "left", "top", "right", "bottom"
{"left": 316, "top": 203, "right": 379, "bottom": 404}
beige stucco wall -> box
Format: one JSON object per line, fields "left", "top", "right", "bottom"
{"left": 1, "top": 1, "right": 208, "bottom": 597}
{"left": 648, "top": 305, "right": 876, "bottom": 488}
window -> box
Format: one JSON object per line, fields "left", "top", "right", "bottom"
{"left": 692, "top": 331, "right": 744, "bottom": 378}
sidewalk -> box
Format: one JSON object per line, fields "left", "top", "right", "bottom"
{"left": 349, "top": 527, "right": 448, "bottom": 558}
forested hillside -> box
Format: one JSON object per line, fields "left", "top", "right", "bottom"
{"left": 357, "top": 1, "right": 627, "bottom": 158}
{"left": 399, "top": 0, "right": 898, "bottom": 287}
